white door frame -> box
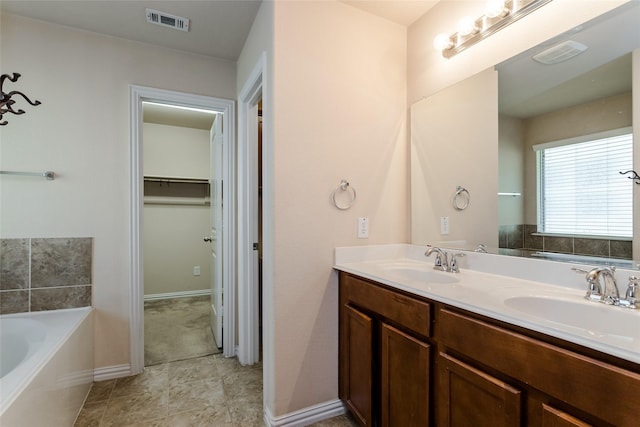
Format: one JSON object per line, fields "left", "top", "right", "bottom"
{"left": 238, "top": 53, "right": 267, "bottom": 366}
{"left": 129, "top": 85, "right": 236, "bottom": 374}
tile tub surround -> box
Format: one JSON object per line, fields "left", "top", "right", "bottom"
{"left": 0, "top": 237, "right": 93, "bottom": 314}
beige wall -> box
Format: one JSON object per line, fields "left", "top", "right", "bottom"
{"left": 411, "top": 68, "right": 498, "bottom": 248}
{"left": 143, "top": 205, "right": 211, "bottom": 296}
{"left": 143, "top": 123, "right": 211, "bottom": 297}
{"left": 143, "top": 123, "right": 210, "bottom": 179}
{"left": 0, "top": 13, "right": 236, "bottom": 369}
{"left": 498, "top": 115, "right": 525, "bottom": 226}
{"left": 268, "top": 0, "right": 408, "bottom": 416}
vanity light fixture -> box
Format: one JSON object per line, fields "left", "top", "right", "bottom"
{"left": 0, "top": 73, "right": 41, "bottom": 126}
{"left": 434, "top": 0, "right": 553, "bottom": 58}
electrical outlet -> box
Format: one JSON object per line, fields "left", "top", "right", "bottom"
{"left": 193, "top": 266, "right": 201, "bottom": 276}
{"left": 358, "top": 217, "right": 369, "bottom": 238}
{"left": 440, "top": 216, "right": 450, "bottom": 235}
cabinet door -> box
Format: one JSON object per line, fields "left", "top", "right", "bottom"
{"left": 541, "top": 404, "right": 593, "bottom": 427}
{"left": 340, "top": 305, "right": 374, "bottom": 426}
{"left": 381, "top": 323, "right": 430, "bottom": 427}
{"left": 439, "top": 353, "right": 522, "bottom": 427}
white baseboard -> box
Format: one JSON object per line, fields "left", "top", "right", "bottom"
{"left": 144, "top": 289, "right": 211, "bottom": 301}
{"left": 93, "top": 364, "right": 132, "bottom": 381}
{"left": 265, "top": 399, "right": 345, "bottom": 427}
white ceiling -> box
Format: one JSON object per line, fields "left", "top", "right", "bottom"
{"left": 0, "top": 0, "right": 262, "bottom": 61}
{"left": 0, "top": 1, "right": 438, "bottom": 62}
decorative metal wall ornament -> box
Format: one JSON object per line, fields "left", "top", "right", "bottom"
{"left": 620, "top": 170, "right": 640, "bottom": 185}
{"left": 0, "top": 73, "right": 42, "bottom": 125}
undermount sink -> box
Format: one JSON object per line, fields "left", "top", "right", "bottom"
{"left": 504, "top": 295, "right": 637, "bottom": 339}
{"left": 381, "top": 263, "right": 459, "bottom": 284}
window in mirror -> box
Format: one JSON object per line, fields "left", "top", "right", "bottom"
{"left": 535, "top": 127, "right": 633, "bottom": 238}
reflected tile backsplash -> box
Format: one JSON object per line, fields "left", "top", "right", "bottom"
{"left": 499, "top": 224, "right": 632, "bottom": 259}
{"left": 0, "top": 237, "right": 92, "bottom": 314}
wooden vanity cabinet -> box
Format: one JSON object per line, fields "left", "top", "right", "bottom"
{"left": 339, "top": 271, "right": 640, "bottom": 427}
{"left": 438, "top": 308, "right": 640, "bottom": 427}
{"left": 339, "top": 272, "right": 432, "bottom": 427}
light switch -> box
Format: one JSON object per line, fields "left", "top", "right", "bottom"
{"left": 440, "top": 216, "right": 450, "bottom": 235}
{"left": 358, "top": 217, "right": 369, "bottom": 238}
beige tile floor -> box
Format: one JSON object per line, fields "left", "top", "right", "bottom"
{"left": 74, "top": 354, "right": 358, "bottom": 427}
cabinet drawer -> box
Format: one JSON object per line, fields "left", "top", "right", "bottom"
{"left": 342, "top": 273, "right": 431, "bottom": 337}
{"left": 439, "top": 309, "right": 640, "bottom": 427}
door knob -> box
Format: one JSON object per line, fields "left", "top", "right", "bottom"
{"left": 203, "top": 237, "right": 212, "bottom": 242}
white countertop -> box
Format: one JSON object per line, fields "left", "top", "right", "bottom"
{"left": 334, "top": 244, "right": 640, "bottom": 364}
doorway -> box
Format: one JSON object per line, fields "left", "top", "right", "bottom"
{"left": 237, "top": 53, "right": 266, "bottom": 368}
{"left": 129, "top": 85, "right": 236, "bottom": 375}
{"left": 141, "top": 102, "right": 220, "bottom": 366}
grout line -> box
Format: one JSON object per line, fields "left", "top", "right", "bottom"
{"left": 28, "top": 237, "right": 32, "bottom": 311}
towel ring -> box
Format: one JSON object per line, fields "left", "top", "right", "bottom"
{"left": 332, "top": 179, "right": 356, "bottom": 210}
{"left": 453, "top": 186, "right": 470, "bottom": 210}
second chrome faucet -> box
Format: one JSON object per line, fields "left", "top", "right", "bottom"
{"left": 425, "top": 245, "right": 463, "bottom": 273}
{"left": 573, "top": 266, "right": 638, "bottom": 309}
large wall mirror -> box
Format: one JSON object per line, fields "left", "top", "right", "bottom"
{"left": 411, "top": 1, "right": 639, "bottom": 268}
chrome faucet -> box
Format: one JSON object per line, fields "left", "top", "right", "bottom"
{"left": 586, "top": 266, "right": 619, "bottom": 304}
{"left": 572, "top": 266, "right": 638, "bottom": 308}
{"left": 425, "top": 246, "right": 464, "bottom": 273}
{"left": 425, "top": 246, "right": 448, "bottom": 271}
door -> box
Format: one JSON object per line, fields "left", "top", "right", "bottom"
{"left": 380, "top": 323, "right": 430, "bottom": 427}
{"left": 438, "top": 352, "right": 522, "bottom": 427}
{"left": 209, "top": 115, "right": 224, "bottom": 348}
{"left": 340, "top": 304, "right": 374, "bottom": 426}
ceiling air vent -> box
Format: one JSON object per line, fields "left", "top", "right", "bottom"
{"left": 532, "top": 40, "right": 588, "bottom": 65}
{"left": 146, "top": 9, "right": 190, "bottom": 32}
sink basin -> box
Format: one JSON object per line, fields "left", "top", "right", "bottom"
{"left": 504, "top": 295, "right": 638, "bottom": 339}
{"left": 381, "top": 263, "right": 459, "bottom": 284}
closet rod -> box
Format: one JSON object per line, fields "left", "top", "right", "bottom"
{"left": 0, "top": 170, "right": 55, "bottom": 180}
{"left": 144, "top": 176, "right": 209, "bottom": 184}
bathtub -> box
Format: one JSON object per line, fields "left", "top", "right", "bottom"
{"left": 0, "top": 307, "right": 93, "bottom": 426}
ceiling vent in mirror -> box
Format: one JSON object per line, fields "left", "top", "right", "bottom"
{"left": 146, "top": 9, "right": 190, "bottom": 32}
{"left": 533, "top": 40, "right": 588, "bottom": 64}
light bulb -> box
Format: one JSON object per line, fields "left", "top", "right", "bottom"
{"left": 457, "top": 16, "right": 478, "bottom": 36}
{"left": 433, "top": 33, "right": 453, "bottom": 51}
{"left": 485, "top": 0, "right": 508, "bottom": 18}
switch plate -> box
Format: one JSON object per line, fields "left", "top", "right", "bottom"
{"left": 193, "top": 266, "right": 201, "bottom": 276}
{"left": 358, "top": 217, "right": 369, "bottom": 238}
{"left": 440, "top": 216, "right": 450, "bottom": 235}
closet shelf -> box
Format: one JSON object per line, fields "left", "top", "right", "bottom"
{"left": 144, "top": 176, "right": 210, "bottom": 184}
{"left": 144, "top": 196, "right": 210, "bottom": 206}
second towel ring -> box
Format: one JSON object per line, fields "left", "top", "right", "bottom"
{"left": 332, "top": 179, "right": 357, "bottom": 210}
{"left": 453, "top": 186, "right": 470, "bottom": 210}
